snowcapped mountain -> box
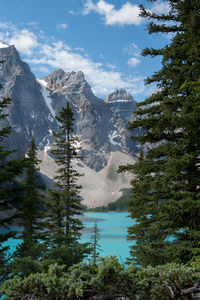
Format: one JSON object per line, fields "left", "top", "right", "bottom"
{"left": 0, "top": 44, "right": 142, "bottom": 207}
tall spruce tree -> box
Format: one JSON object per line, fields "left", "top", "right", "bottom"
{"left": 13, "top": 137, "right": 45, "bottom": 275}
{"left": 90, "top": 221, "right": 101, "bottom": 267}
{"left": 0, "top": 78, "right": 24, "bottom": 281}
{"left": 45, "top": 190, "right": 65, "bottom": 249}
{"left": 125, "top": 0, "right": 200, "bottom": 266}
{"left": 44, "top": 102, "right": 89, "bottom": 267}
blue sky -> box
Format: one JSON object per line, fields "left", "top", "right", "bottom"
{"left": 0, "top": 0, "right": 170, "bottom": 101}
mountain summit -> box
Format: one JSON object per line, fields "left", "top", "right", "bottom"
{"left": 105, "top": 88, "right": 134, "bottom": 103}
{"left": 0, "top": 45, "right": 141, "bottom": 207}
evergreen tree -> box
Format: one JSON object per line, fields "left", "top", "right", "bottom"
{"left": 0, "top": 78, "right": 24, "bottom": 281}
{"left": 90, "top": 221, "right": 101, "bottom": 267}
{"left": 12, "top": 137, "right": 45, "bottom": 274}
{"left": 44, "top": 102, "right": 89, "bottom": 267}
{"left": 125, "top": 0, "right": 200, "bottom": 266}
{"left": 45, "top": 190, "right": 65, "bottom": 249}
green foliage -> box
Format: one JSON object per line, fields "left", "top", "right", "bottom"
{"left": 126, "top": 263, "right": 200, "bottom": 300}
{"left": 11, "top": 137, "right": 46, "bottom": 276}
{"left": 90, "top": 221, "right": 101, "bottom": 266}
{"left": 44, "top": 102, "right": 90, "bottom": 266}
{"left": 1, "top": 263, "right": 83, "bottom": 300}
{"left": 89, "top": 256, "right": 125, "bottom": 297}
{"left": 0, "top": 73, "right": 25, "bottom": 282}
{"left": 11, "top": 256, "right": 42, "bottom": 277}
{"left": 42, "top": 243, "right": 90, "bottom": 271}
{"left": 122, "top": 0, "right": 200, "bottom": 266}
{"left": 2, "top": 257, "right": 200, "bottom": 299}
{"left": 48, "top": 102, "right": 83, "bottom": 244}
{"left": 45, "top": 189, "right": 66, "bottom": 249}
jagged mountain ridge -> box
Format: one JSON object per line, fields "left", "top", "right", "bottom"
{"left": 0, "top": 44, "right": 57, "bottom": 158}
{"left": 0, "top": 43, "right": 141, "bottom": 207}
{"left": 41, "top": 69, "right": 141, "bottom": 170}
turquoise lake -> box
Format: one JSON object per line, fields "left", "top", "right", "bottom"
{"left": 3, "top": 212, "right": 134, "bottom": 263}
{"left": 81, "top": 212, "right": 134, "bottom": 263}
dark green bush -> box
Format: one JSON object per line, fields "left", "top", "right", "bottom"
{"left": 1, "top": 256, "right": 200, "bottom": 299}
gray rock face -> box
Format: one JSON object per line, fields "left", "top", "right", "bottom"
{"left": 105, "top": 88, "right": 134, "bottom": 103}
{"left": 104, "top": 88, "right": 140, "bottom": 155}
{"left": 0, "top": 45, "right": 57, "bottom": 158}
{"left": 0, "top": 44, "right": 141, "bottom": 171}
{"left": 42, "top": 69, "right": 110, "bottom": 170}
{"left": 42, "top": 70, "right": 141, "bottom": 170}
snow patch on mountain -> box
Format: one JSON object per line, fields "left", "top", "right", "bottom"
{"left": 106, "top": 99, "right": 132, "bottom": 104}
{"left": 37, "top": 79, "right": 55, "bottom": 118}
{"left": 108, "top": 131, "right": 122, "bottom": 147}
{"left": 44, "top": 138, "right": 51, "bottom": 154}
{"left": 73, "top": 139, "right": 82, "bottom": 151}
{"left": 74, "top": 105, "right": 81, "bottom": 114}
{"left": 48, "top": 113, "right": 54, "bottom": 122}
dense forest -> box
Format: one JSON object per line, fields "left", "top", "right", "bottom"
{"left": 0, "top": 0, "right": 200, "bottom": 299}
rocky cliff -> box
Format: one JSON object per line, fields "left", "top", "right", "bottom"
{"left": 0, "top": 43, "right": 141, "bottom": 207}
{"left": 0, "top": 43, "right": 57, "bottom": 158}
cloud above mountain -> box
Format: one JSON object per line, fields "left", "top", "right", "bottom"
{"left": 0, "top": 22, "right": 146, "bottom": 97}
{"left": 8, "top": 29, "right": 38, "bottom": 56}
{"left": 123, "top": 43, "right": 141, "bottom": 68}
{"left": 82, "top": 0, "right": 142, "bottom": 26}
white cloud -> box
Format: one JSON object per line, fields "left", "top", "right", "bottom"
{"left": 26, "top": 40, "right": 144, "bottom": 96}
{"left": 151, "top": 1, "right": 170, "bottom": 15}
{"left": 75, "top": 47, "right": 84, "bottom": 52}
{"left": 83, "top": 0, "right": 142, "bottom": 26}
{"left": 123, "top": 42, "right": 141, "bottom": 67}
{"left": 27, "top": 21, "right": 39, "bottom": 29}
{"left": 56, "top": 23, "right": 68, "bottom": 30}
{"left": 7, "top": 29, "right": 38, "bottom": 55}
{"left": 105, "top": 63, "right": 117, "bottom": 70}
{"left": 0, "top": 22, "right": 16, "bottom": 30}
{"left": 68, "top": 10, "right": 76, "bottom": 15}
{"left": 123, "top": 42, "right": 140, "bottom": 57}
{"left": 33, "top": 66, "right": 51, "bottom": 74}
{"left": 127, "top": 57, "right": 140, "bottom": 67}
{"left": 0, "top": 22, "right": 145, "bottom": 97}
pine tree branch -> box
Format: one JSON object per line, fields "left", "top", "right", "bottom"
{"left": 180, "top": 282, "right": 200, "bottom": 296}
{"left": 140, "top": 4, "right": 178, "bottom": 22}
{"left": 142, "top": 47, "right": 164, "bottom": 57}
{"left": 148, "top": 23, "right": 183, "bottom": 34}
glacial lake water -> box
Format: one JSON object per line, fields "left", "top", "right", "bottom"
{"left": 2, "top": 212, "right": 134, "bottom": 263}
{"left": 81, "top": 212, "right": 134, "bottom": 263}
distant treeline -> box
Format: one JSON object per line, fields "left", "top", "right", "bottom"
{"left": 87, "top": 188, "right": 131, "bottom": 212}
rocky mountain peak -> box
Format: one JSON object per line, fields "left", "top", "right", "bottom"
{"left": 0, "top": 44, "right": 57, "bottom": 158}
{"left": 42, "top": 69, "right": 66, "bottom": 91}
{"left": 0, "top": 44, "right": 142, "bottom": 207}
{"left": 104, "top": 88, "right": 134, "bottom": 103}
{"left": 0, "top": 44, "right": 33, "bottom": 79}
{"left": 43, "top": 69, "right": 89, "bottom": 94}
{"left": 0, "top": 43, "right": 19, "bottom": 58}
{"left": 42, "top": 69, "right": 102, "bottom": 110}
